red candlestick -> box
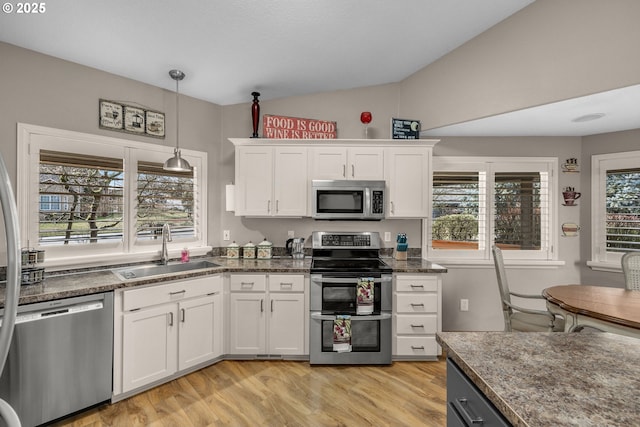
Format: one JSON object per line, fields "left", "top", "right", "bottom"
{"left": 251, "top": 92, "right": 260, "bottom": 138}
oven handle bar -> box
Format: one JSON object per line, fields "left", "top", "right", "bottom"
{"left": 310, "top": 312, "right": 392, "bottom": 321}
{"left": 313, "top": 277, "right": 390, "bottom": 284}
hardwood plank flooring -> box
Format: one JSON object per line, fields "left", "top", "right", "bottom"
{"left": 52, "top": 358, "right": 447, "bottom": 427}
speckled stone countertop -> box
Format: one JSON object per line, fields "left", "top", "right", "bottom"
{"left": 437, "top": 331, "right": 640, "bottom": 427}
{"left": 0, "top": 256, "right": 446, "bottom": 307}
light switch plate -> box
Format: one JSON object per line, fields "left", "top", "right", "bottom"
{"left": 288, "top": 230, "right": 295, "bottom": 238}
{"left": 460, "top": 299, "right": 469, "bottom": 311}
{"left": 384, "top": 232, "right": 391, "bottom": 242}
{"left": 223, "top": 230, "right": 230, "bottom": 241}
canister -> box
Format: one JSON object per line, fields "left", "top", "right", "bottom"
{"left": 257, "top": 238, "right": 273, "bottom": 260}
{"left": 226, "top": 241, "right": 240, "bottom": 259}
{"left": 243, "top": 241, "right": 256, "bottom": 259}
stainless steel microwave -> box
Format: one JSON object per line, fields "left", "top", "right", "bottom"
{"left": 311, "top": 180, "right": 385, "bottom": 220}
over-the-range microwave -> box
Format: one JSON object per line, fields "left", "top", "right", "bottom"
{"left": 311, "top": 180, "right": 385, "bottom": 220}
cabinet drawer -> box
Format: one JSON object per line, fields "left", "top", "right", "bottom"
{"left": 230, "top": 274, "right": 267, "bottom": 292}
{"left": 395, "top": 314, "right": 437, "bottom": 335}
{"left": 123, "top": 276, "right": 221, "bottom": 311}
{"left": 395, "top": 274, "right": 439, "bottom": 292}
{"left": 395, "top": 294, "right": 438, "bottom": 313}
{"left": 269, "top": 274, "right": 305, "bottom": 292}
{"left": 395, "top": 336, "right": 438, "bottom": 356}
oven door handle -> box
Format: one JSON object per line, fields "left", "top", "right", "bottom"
{"left": 314, "top": 277, "right": 390, "bottom": 284}
{"left": 310, "top": 312, "right": 392, "bottom": 321}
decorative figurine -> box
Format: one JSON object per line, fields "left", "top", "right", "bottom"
{"left": 251, "top": 91, "right": 261, "bottom": 138}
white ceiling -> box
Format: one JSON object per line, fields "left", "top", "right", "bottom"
{"left": 1, "top": 0, "right": 637, "bottom": 137}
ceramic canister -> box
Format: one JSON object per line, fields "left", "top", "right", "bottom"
{"left": 226, "top": 241, "right": 240, "bottom": 259}
{"left": 257, "top": 238, "right": 273, "bottom": 260}
{"left": 243, "top": 241, "right": 256, "bottom": 259}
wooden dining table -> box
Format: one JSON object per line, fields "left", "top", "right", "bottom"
{"left": 543, "top": 284, "right": 640, "bottom": 338}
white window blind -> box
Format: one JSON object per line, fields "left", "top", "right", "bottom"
{"left": 605, "top": 167, "right": 640, "bottom": 253}
{"left": 39, "top": 150, "right": 124, "bottom": 246}
{"left": 136, "top": 161, "right": 196, "bottom": 241}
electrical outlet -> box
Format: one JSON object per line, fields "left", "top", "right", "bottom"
{"left": 223, "top": 230, "right": 230, "bottom": 241}
{"left": 288, "top": 230, "right": 295, "bottom": 238}
{"left": 384, "top": 232, "right": 391, "bottom": 242}
{"left": 460, "top": 299, "right": 469, "bottom": 311}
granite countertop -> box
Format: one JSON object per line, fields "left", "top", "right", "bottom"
{"left": 437, "top": 331, "right": 640, "bottom": 427}
{"left": 0, "top": 256, "right": 446, "bottom": 307}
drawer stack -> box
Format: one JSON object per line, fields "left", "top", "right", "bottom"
{"left": 393, "top": 274, "right": 442, "bottom": 360}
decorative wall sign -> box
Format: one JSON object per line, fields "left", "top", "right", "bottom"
{"left": 391, "top": 118, "right": 421, "bottom": 139}
{"left": 98, "top": 99, "right": 165, "bottom": 138}
{"left": 99, "top": 100, "right": 123, "bottom": 130}
{"left": 263, "top": 114, "right": 337, "bottom": 139}
{"left": 145, "top": 110, "right": 165, "bottom": 137}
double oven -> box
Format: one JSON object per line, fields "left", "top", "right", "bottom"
{"left": 309, "top": 231, "right": 392, "bottom": 365}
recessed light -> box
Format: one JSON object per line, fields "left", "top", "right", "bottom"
{"left": 572, "top": 113, "right": 606, "bottom": 123}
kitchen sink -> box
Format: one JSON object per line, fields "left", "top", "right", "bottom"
{"left": 113, "top": 260, "right": 220, "bottom": 281}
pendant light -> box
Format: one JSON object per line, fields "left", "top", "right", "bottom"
{"left": 163, "top": 69, "right": 192, "bottom": 172}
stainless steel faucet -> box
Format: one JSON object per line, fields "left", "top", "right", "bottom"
{"left": 160, "top": 223, "right": 172, "bottom": 265}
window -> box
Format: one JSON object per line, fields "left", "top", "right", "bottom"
{"left": 427, "top": 157, "right": 556, "bottom": 262}
{"left": 18, "top": 124, "right": 208, "bottom": 266}
{"left": 590, "top": 151, "right": 640, "bottom": 270}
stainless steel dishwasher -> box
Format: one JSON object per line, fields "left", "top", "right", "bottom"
{"left": 0, "top": 292, "right": 113, "bottom": 427}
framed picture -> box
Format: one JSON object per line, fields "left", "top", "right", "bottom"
{"left": 391, "top": 118, "right": 421, "bottom": 139}
{"left": 99, "top": 99, "right": 123, "bottom": 130}
{"left": 145, "top": 110, "right": 165, "bottom": 138}
{"left": 124, "top": 105, "right": 146, "bottom": 134}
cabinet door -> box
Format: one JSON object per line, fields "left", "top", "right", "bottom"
{"left": 273, "top": 147, "right": 308, "bottom": 216}
{"left": 122, "top": 304, "right": 177, "bottom": 393}
{"left": 229, "top": 293, "right": 266, "bottom": 354}
{"left": 385, "top": 147, "right": 430, "bottom": 217}
{"left": 235, "top": 146, "right": 273, "bottom": 215}
{"left": 178, "top": 294, "right": 223, "bottom": 370}
{"left": 349, "top": 148, "right": 384, "bottom": 180}
{"left": 310, "top": 147, "right": 348, "bottom": 179}
{"left": 268, "top": 293, "right": 305, "bottom": 355}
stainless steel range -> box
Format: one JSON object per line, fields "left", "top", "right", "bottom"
{"left": 309, "top": 231, "right": 392, "bottom": 365}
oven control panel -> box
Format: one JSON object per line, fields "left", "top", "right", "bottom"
{"left": 313, "top": 231, "right": 381, "bottom": 249}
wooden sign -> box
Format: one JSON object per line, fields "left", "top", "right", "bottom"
{"left": 263, "top": 114, "right": 337, "bottom": 139}
{"left": 391, "top": 118, "right": 421, "bottom": 139}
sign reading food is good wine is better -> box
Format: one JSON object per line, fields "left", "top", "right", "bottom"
{"left": 263, "top": 114, "right": 337, "bottom": 139}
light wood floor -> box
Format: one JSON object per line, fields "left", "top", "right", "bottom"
{"left": 52, "top": 358, "right": 447, "bottom": 427}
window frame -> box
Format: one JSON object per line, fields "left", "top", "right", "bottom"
{"left": 17, "top": 123, "right": 209, "bottom": 268}
{"left": 589, "top": 150, "right": 640, "bottom": 272}
{"left": 425, "top": 156, "right": 558, "bottom": 264}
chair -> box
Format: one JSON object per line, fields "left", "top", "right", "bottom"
{"left": 492, "top": 246, "right": 565, "bottom": 332}
{"left": 622, "top": 252, "right": 640, "bottom": 291}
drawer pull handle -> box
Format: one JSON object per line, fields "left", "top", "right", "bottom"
{"left": 411, "top": 324, "right": 425, "bottom": 328}
{"left": 411, "top": 345, "right": 425, "bottom": 350}
{"left": 410, "top": 284, "right": 424, "bottom": 289}
{"left": 280, "top": 282, "right": 294, "bottom": 288}
{"left": 181, "top": 308, "right": 185, "bottom": 323}
{"left": 410, "top": 303, "right": 425, "bottom": 307}
{"left": 456, "top": 398, "right": 484, "bottom": 425}
{"left": 241, "top": 282, "right": 255, "bottom": 287}
{"left": 169, "top": 290, "right": 186, "bottom": 296}
{"left": 168, "top": 312, "right": 174, "bottom": 326}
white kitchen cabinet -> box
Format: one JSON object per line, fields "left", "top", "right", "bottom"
{"left": 229, "top": 273, "right": 306, "bottom": 356}
{"left": 393, "top": 273, "right": 442, "bottom": 360}
{"left": 310, "top": 147, "right": 384, "bottom": 180}
{"left": 385, "top": 147, "right": 431, "bottom": 218}
{"left": 115, "top": 275, "right": 223, "bottom": 396}
{"left": 234, "top": 145, "right": 308, "bottom": 216}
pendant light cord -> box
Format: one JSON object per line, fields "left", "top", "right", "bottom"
{"left": 175, "top": 77, "right": 180, "bottom": 151}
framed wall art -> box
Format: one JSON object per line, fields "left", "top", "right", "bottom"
{"left": 98, "top": 99, "right": 165, "bottom": 138}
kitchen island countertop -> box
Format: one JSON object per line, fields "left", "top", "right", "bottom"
{"left": 437, "top": 331, "right": 640, "bottom": 426}
{"left": 1, "top": 256, "right": 446, "bottom": 307}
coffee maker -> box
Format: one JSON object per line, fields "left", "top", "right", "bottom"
{"left": 286, "top": 237, "right": 305, "bottom": 259}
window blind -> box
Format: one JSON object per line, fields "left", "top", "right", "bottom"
{"left": 39, "top": 150, "right": 124, "bottom": 245}
{"left": 606, "top": 168, "right": 640, "bottom": 252}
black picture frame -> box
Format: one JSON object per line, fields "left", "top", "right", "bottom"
{"left": 391, "top": 118, "right": 421, "bottom": 139}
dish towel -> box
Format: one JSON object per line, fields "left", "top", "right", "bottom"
{"left": 333, "top": 315, "right": 352, "bottom": 353}
{"left": 356, "top": 277, "right": 374, "bottom": 315}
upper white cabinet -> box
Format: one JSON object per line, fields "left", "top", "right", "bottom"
{"left": 234, "top": 145, "right": 308, "bottom": 216}
{"left": 230, "top": 139, "right": 438, "bottom": 219}
{"left": 310, "top": 147, "right": 384, "bottom": 180}
{"left": 385, "top": 147, "right": 431, "bottom": 218}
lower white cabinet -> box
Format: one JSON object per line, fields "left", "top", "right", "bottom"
{"left": 393, "top": 273, "right": 442, "bottom": 360}
{"left": 229, "top": 273, "right": 307, "bottom": 356}
{"left": 114, "top": 275, "right": 223, "bottom": 397}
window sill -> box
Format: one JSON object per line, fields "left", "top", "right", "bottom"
{"left": 427, "top": 258, "right": 565, "bottom": 269}
{"left": 586, "top": 260, "right": 623, "bottom": 273}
